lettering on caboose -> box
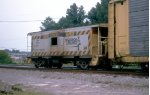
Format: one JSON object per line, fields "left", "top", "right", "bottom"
{"left": 65, "top": 38, "right": 78, "bottom": 45}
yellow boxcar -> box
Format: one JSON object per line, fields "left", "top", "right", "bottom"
{"left": 108, "top": 0, "right": 149, "bottom": 69}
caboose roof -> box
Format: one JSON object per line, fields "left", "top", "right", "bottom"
{"left": 27, "top": 23, "right": 107, "bottom": 36}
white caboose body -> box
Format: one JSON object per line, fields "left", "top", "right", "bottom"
{"left": 28, "top": 24, "right": 108, "bottom": 69}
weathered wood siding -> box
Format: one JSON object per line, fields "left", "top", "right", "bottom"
{"left": 129, "top": 0, "right": 149, "bottom": 56}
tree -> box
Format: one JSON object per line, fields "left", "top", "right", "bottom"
{"left": 100, "top": 0, "right": 109, "bottom": 23}
{"left": 88, "top": 7, "right": 98, "bottom": 24}
{"left": 78, "top": 6, "right": 86, "bottom": 25}
{"left": 66, "top": 3, "right": 86, "bottom": 27}
{"left": 57, "top": 17, "right": 70, "bottom": 29}
{"left": 66, "top": 3, "right": 78, "bottom": 27}
{"left": 12, "top": 49, "right": 19, "bottom": 53}
{"left": 40, "top": 1, "right": 110, "bottom": 31}
{"left": 0, "top": 50, "right": 13, "bottom": 64}
{"left": 40, "top": 3, "right": 86, "bottom": 31}
{"left": 88, "top": 0, "right": 109, "bottom": 24}
{"left": 40, "top": 16, "right": 57, "bottom": 31}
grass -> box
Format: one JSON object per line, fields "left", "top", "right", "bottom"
{"left": 0, "top": 83, "right": 52, "bottom": 95}
{"left": 0, "top": 91, "right": 51, "bottom": 95}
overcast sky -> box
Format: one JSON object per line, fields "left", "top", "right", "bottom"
{"left": 0, "top": 0, "right": 100, "bottom": 51}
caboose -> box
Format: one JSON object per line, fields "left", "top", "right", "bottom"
{"left": 28, "top": 24, "right": 109, "bottom": 69}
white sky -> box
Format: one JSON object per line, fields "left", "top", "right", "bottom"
{"left": 0, "top": 0, "right": 100, "bottom": 51}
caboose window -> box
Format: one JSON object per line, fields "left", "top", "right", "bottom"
{"left": 51, "top": 37, "right": 57, "bottom": 45}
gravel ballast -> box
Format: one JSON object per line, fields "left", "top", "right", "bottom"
{"left": 0, "top": 68, "right": 148, "bottom": 95}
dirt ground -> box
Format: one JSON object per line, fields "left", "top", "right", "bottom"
{"left": 0, "top": 68, "right": 148, "bottom": 95}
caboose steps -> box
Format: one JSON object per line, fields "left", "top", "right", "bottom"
{"left": 90, "top": 55, "right": 99, "bottom": 66}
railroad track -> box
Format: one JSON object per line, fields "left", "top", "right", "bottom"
{"left": 0, "top": 64, "right": 148, "bottom": 77}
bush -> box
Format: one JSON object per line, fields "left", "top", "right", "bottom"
{"left": 0, "top": 50, "right": 13, "bottom": 64}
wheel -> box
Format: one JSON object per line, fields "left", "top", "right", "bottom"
{"left": 78, "top": 61, "right": 89, "bottom": 70}
{"left": 57, "top": 60, "right": 63, "bottom": 69}
{"left": 34, "top": 60, "right": 43, "bottom": 68}
{"left": 34, "top": 63, "right": 39, "bottom": 68}
{"left": 44, "top": 63, "right": 52, "bottom": 68}
{"left": 33, "top": 61, "right": 39, "bottom": 68}
{"left": 141, "top": 63, "right": 149, "bottom": 72}
{"left": 44, "top": 60, "right": 52, "bottom": 68}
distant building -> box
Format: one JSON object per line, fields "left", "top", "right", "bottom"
{"left": 9, "top": 52, "right": 29, "bottom": 64}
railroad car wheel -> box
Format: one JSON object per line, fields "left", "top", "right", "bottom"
{"left": 34, "top": 60, "right": 43, "bottom": 68}
{"left": 34, "top": 63, "right": 39, "bottom": 68}
{"left": 33, "top": 61, "right": 40, "bottom": 68}
{"left": 141, "top": 63, "right": 149, "bottom": 71}
{"left": 45, "top": 62, "right": 52, "bottom": 68}
{"left": 79, "top": 61, "right": 89, "bottom": 70}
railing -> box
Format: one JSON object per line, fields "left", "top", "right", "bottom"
{"left": 98, "top": 36, "right": 108, "bottom": 56}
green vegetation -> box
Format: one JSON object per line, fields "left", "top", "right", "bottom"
{"left": 40, "top": 0, "right": 109, "bottom": 31}
{"left": 0, "top": 83, "right": 51, "bottom": 95}
{"left": 88, "top": 0, "right": 109, "bottom": 24}
{"left": 0, "top": 50, "right": 13, "bottom": 64}
{"left": 40, "top": 3, "right": 86, "bottom": 31}
{"left": 0, "top": 90, "right": 51, "bottom": 95}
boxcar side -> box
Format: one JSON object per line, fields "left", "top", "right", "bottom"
{"left": 108, "top": 0, "right": 149, "bottom": 70}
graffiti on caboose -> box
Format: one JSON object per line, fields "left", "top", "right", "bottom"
{"left": 65, "top": 37, "right": 78, "bottom": 45}
{"left": 64, "top": 35, "right": 88, "bottom": 51}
